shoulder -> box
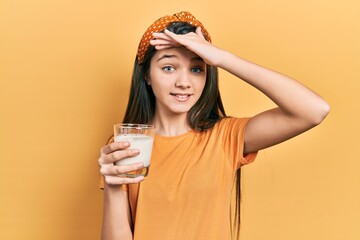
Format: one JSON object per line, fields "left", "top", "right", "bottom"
{"left": 192, "top": 117, "right": 251, "bottom": 140}
{"left": 215, "top": 117, "right": 251, "bottom": 130}
{"left": 199, "top": 117, "right": 251, "bottom": 141}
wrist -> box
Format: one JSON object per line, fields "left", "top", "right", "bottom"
{"left": 104, "top": 182, "right": 124, "bottom": 192}
{"left": 215, "top": 49, "right": 234, "bottom": 69}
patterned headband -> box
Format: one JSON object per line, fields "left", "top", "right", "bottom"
{"left": 137, "top": 11, "right": 211, "bottom": 64}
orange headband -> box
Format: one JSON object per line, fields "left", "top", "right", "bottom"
{"left": 137, "top": 11, "right": 211, "bottom": 64}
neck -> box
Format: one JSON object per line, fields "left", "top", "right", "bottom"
{"left": 151, "top": 111, "right": 191, "bottom": 136}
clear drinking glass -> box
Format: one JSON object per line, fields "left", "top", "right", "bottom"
{"left": 113, "top": 123, "right": 155, "bottom": 177}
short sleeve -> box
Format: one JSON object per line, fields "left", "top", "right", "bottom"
{"left": 239, "top": 152, "right": 257, "bottom": 167}
{"left": 220, "top": 117, "right": 258, "bottom": 169}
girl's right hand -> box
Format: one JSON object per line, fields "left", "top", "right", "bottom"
{"left": 151, "top": 27, "right": 225, "bottom": 67}
{"left": 98, "top": 141, "right": 145, "bottom": 185}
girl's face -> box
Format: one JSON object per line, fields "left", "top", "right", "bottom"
{"left": 148, "top": 47, "right": 207, "bottom": 118}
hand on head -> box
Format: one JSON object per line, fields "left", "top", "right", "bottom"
{"left": 150, "top": 27, "right": 206, "bottom": 50}
{"left": 150, "top": 27, "right": 223, "bottom": 66}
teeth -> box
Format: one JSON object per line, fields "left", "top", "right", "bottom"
{"left": 177, "top": 95, "right": 188, "bottom": 99}
{"left": 170, "top": 93, "right": 192, "bottom": 101}
{"left": 171, "top": 93, "right": 190, "bottom": 99}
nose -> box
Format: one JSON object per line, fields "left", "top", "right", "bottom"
{"left": 175, "top": 70, "right": 191, "bottom": 89}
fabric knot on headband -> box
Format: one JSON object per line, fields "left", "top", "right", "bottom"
{"left": 137, "top": 11, "right": 211, "bottom": 64}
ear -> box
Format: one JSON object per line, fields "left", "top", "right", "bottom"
{"left": 145, "top": 76, "right": 151, "bottom": 85}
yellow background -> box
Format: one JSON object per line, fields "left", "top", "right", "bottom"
{"left": 0, "top": 0, "right": 359, "bottom": 239}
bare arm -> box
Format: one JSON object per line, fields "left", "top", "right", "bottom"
{"left": 216, "top": 51, "right": 330, "bottom": 154}
{"left": 99, "top": 142, "right": 145, "bottom": 239}
{"left": 101, "top": 185, "right": 133, "bottom": 240}
{"left": 151, "top": 27, "right": 330, "bottom": 154}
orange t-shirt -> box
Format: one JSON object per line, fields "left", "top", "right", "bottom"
{"left": 100, "top": 117, "right": 257, "bottom": 239}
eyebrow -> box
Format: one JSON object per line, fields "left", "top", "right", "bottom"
{"left": 156, "top": 54, "right": 204, "bottom": 62}
{"left": 156, "top": 54, "right": 178, "bottom": 62}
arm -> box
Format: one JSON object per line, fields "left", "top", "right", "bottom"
{"left": 101, "top": 185, "right": 133, "bottom": 240}
{"left": 216, "top": 51, "right": 330, "bottom": 154}
{"left": 151, "top": 28, "right": 330, "bottom": 153}
{"left": 99, "top": 141, "right": 145, "bottom": 239}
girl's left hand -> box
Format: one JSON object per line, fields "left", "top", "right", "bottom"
{"left": 150, "top": 27, "right": 224, "bottom": 66}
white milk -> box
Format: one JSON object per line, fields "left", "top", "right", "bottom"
{"left": 114, "top": 134, "right": 154, "bottom": 167}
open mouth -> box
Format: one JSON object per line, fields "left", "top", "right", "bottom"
{"left": 170, "top": 93, "right": 192, "bottom": 101}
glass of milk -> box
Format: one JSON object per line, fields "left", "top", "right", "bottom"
{"left": 113, "top": 123, "right": 155, "bottom": 177}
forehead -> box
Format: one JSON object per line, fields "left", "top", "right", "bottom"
{"left": 152, "top": 47, "right": 203, "bottom": 62}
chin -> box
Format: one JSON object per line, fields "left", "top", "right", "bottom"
{"left": 168, "top": 106, "right": 193, "bottom": 115}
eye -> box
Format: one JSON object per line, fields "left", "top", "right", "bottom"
{"left": 191, "top": 67, "right": 204, "bottom": 74}
{"left": 162, "top": 66, "right": 175, "bottom": 72}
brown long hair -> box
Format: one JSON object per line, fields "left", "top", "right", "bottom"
{"left": 122, "top": 22, "right": 226, "bottom": 131}
{"left": 122, "top": 21, "right": 242, "bottom": 239}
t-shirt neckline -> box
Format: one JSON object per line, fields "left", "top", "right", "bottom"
{"left": 155, "top": 129, "right": 195, "bottom": 141}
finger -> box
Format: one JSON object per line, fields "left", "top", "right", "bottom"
{"left": 105, "top": 175, "right": 145, "bottom": 185}
{"left": 153, "top": 32, "right": 173, "bottom": 40}
{"left": 100, "top": 162, "right": 144, "bottom": 176}
{"left": 100, "top": 141, "right": 130, "bottom": 155}
{"left": 163, "top": 29, "right": 197, "bottom": 47}
{"left": 196, "top": 26, "right": 206, "bottom": 40}
{"left": 163, "top": 29, "right": 178, "bottom": 40}
{"left": 154, "top": 44, "right": 177, "bottom": 50}
{"left": 150, "top": 39, "right": 177, "bottom": 46}
{"left": 99, "top": 148, "right": 139, "bottom": 165}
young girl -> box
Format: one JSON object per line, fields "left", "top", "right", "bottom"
{"left": 98, "top": 11, "right": 330, "bottom": 240}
